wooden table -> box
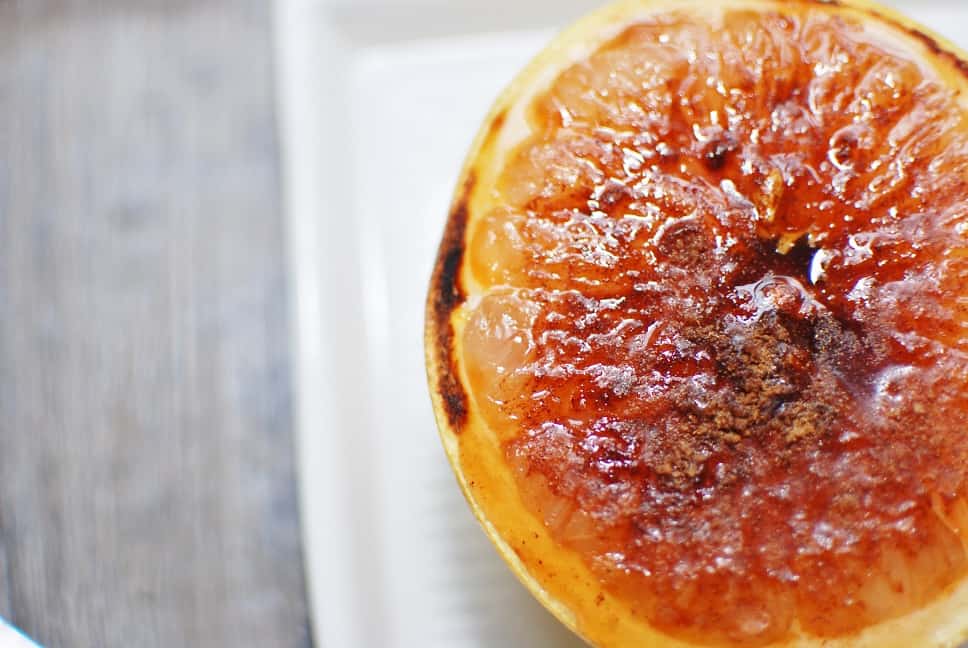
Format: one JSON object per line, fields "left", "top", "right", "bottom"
{"left": 0, "top": 2, "right": 311, "bottom": 646}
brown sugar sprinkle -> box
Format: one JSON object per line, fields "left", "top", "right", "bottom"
{"left": 461, "top": 4, "right": 968, "bottom": 647}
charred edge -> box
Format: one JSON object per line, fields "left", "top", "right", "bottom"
{"left": 484, "top": 109, "right": 508, "bottom": 152}
{"left": 828, "top": 1, "right": 968, "bottom": 80}
{"left": 795, "top": 0, "right": 968, "bottom": 80}
{"left": 431, "top": 172, "right": 476, "bottom": 431}
{"left": 903, "top": 28, "right": 968, "bottom": 81}
{"left": 740, "top": 1, "right": 968, "bottom": 81}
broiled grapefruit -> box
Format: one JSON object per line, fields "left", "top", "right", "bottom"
{"left": 426, "top": 1, "right": 968, "bottom": 646}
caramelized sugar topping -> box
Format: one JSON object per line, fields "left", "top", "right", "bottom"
{"left": 461, "top": 5, "right": 968, "bottom": 646}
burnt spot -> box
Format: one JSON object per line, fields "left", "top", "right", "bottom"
{"left": 905, "top": 27, "right": 968, "bottom": 80}
{"left": 703, "top": 136, "right": 736, "bottom": 172}
{"left": 428, "top": 172, "right": 476, "bottom": 430}
{"left": 483, "top": 108, "right": 508, "bottom": 153}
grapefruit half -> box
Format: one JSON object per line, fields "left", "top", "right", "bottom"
{"left": 426, "top": 1, "right": 968, "bottom": 646}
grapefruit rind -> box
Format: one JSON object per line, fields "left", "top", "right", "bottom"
{"left": 425, "top": 1, "right": 968, "bottom": 646}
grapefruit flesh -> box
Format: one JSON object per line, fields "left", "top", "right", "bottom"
{"left": 435, "top": 2, "right": 968, "bottom": 646}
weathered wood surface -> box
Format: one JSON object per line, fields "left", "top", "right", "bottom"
{"left": 0, "top": 1, "right": 311, "bottom": 646}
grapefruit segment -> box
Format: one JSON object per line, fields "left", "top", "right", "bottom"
{"left": 427, "top": 1, "right": 968, "bottom": 646}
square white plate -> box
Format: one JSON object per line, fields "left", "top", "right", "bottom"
{"left": 275, "top": 2, "right": 968, "bottom": 647}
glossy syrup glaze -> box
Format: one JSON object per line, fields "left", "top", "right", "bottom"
{"left": 462, "top": 6, "right": 968, "bottom": 646}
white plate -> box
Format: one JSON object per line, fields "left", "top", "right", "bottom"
{"left": 0, "top": 618, "right": 41, "bottom": 648}
{"left": 275, "top": 2, "right": 968, "bottom": 647}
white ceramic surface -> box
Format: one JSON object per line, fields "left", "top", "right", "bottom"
{"left": 0, "top": 618, "right": 41, "bottom": 648}
{"left": 274, "top": 2, "right": 968, "bottom": 646}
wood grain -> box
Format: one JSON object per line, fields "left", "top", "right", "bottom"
{"left": 0, "top": 1, "right": 311, "bottom": 646}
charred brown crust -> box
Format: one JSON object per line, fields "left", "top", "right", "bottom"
{"left": 901, "top": 27, "right": 968, "bottom": 80}
{"left": 484, "top": 109, "right": 508, "bottom": 152}
{"left": 429, "top": 172, "right": 476, "bottom": 431}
